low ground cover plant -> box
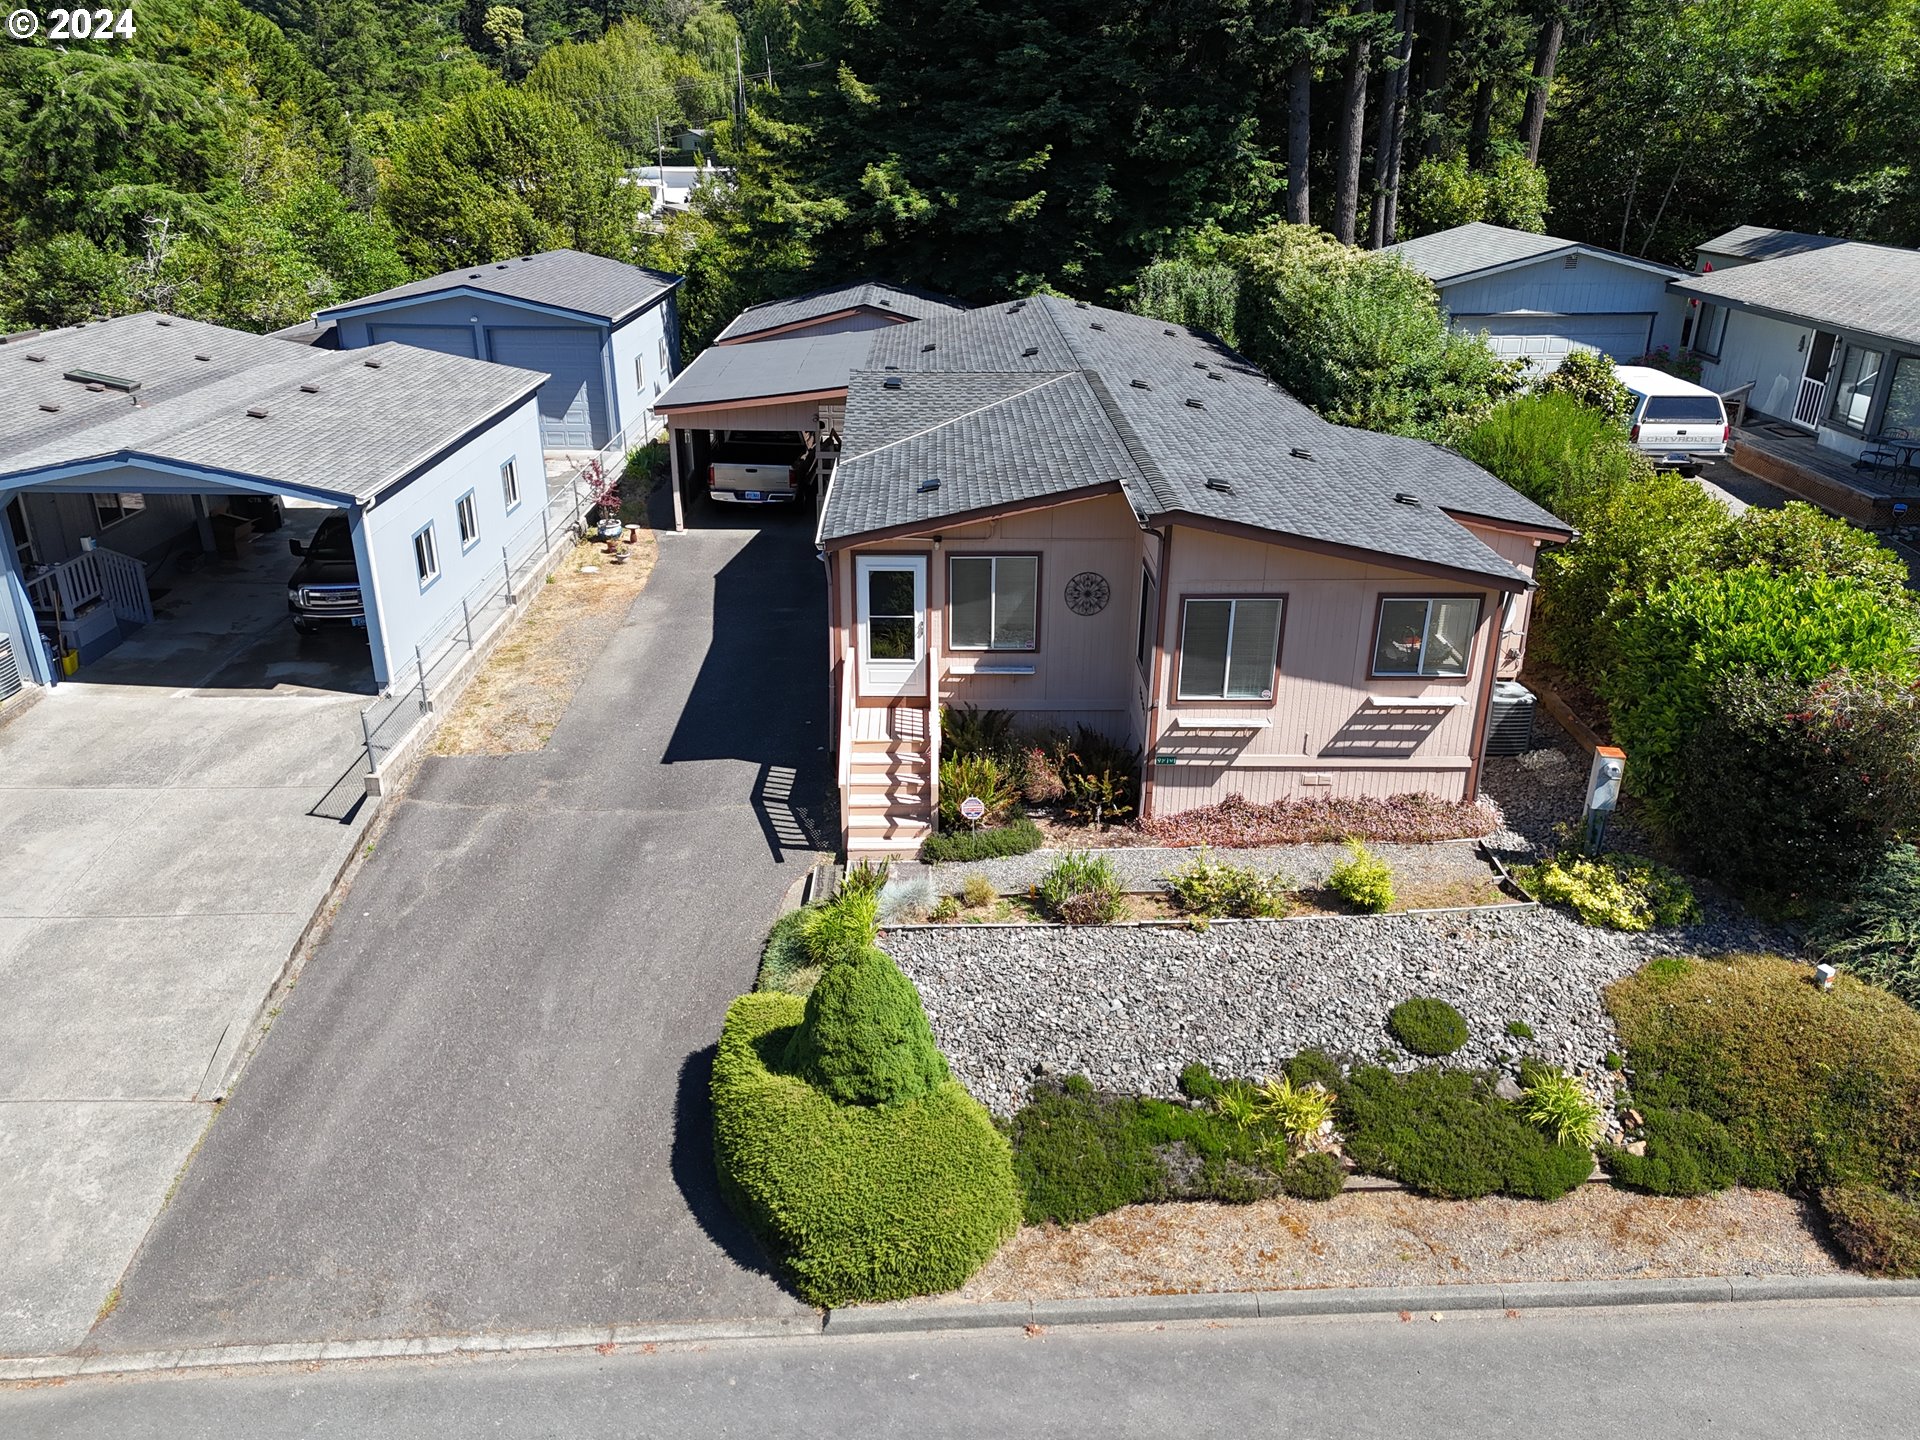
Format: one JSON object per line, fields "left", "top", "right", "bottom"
{"left": 1012, "top": 1063, "right": 1348, "bottom": 1224}
{"left": 712, "top": 951, "right": 1020, "bottom": 1306}
{"left": 1604, "top": 953, "right": 1920, "bottom": 1271}
{"left": 1387, "top": 997, "right": 1468, "bottom": 1057}
{"left": 1819, "top": 1183, "right": 1920, "bottom": 1278}
{"left": 1162, "top": 850, "right": 1294, "bottom": 918}
{"left": 1516, "top": 852, "right": 1698, "bottom": 931}
{"left": 1812, "top": 845, "right": 1920, "bottom": 1009}
{"left": 756, "top": 908, "right": 817, "bottom": 996}
{"left": 1139, "top": 792, "right": 1497, "bottom": 847}
{"left": 1035, "top": 850, "right": 1127, "bottom": 925}
{"left": 1336, "top": 1065, "right": 1595, "bottom": 1201}
{"left": 919, "top": 817, "right": 1044, "bottom": 863}
{"left": 1328, "top": 838, "right": 1394, "bottom": 913}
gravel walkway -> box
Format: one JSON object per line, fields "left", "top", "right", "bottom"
{"left": 945, "top": 1187, "right": 1841, "bottom": 1301}
{"left": 914, "top": 840, "right": 1497, "bottom": 899}
{"left": 883, "top": 906, "right": 1779, "bottom": 1118}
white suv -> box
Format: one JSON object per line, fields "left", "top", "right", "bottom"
{"left": 1617, "top": 365, "right": 1730, "bottom": 474}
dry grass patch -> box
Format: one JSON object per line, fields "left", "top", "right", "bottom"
{"left": 431, "top": 535, "right": 657, "bottom": 755}
{"left": 941, "top": 1186, "right": 1840, "bottom": 1302}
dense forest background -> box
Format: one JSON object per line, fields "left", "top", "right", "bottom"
{"left": 3, "top": 0, "right": 1915, "bottom": 345}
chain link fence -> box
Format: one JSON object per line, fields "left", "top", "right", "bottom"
{"left": 357, "top": 425, "right": 648, "bottom": 776}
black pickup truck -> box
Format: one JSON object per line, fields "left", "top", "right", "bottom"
{"left": 285, "top": 514, "right": 366, "bottom": 635}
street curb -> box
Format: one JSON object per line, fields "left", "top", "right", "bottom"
{"left": 9, "top": 1276, "right": 1920, "bottom": 1382}
{"left": 822, "top": 1273, "right": 1920, "bottom": 1336}
{"left": 0, "top": 1316, "right": 823, "bottom": 1383}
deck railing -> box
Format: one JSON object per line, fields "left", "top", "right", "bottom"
{"left": 25, "top": 546, "right": 153, "bottom": 626}
{"left": 1792, "top": 376, "right": 1827, "bottom": 430}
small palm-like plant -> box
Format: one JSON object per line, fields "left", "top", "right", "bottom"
{"left": 1212, "top": 1083, "right": 1260, "bottom": 1131}
{"left": 1520, "top": 1069, "right": 1602, "bottom": 1147}
{"left": 1256, "top": 1074, "right": 1337, "bottom": 1146}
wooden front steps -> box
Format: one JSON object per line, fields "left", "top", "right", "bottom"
{"left": 845, "top": 705, "right": 934, "bottom": 857}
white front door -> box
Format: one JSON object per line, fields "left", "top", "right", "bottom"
{"left": 854, "top": 554, "right": 928, "bottom": 700}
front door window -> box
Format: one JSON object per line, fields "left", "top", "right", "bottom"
{"left": 866, "top": 568, "right": 918, "bottom": 660}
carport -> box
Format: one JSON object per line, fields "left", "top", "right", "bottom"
{"left": 0, "top": 313, "right": 546, "bottom": 694}
{"left": 653, "top": 329, "right": 871, "bottom": 532}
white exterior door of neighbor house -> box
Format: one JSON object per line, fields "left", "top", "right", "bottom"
{"left": 854, "top": 554, "right": 928, "bottom": 700}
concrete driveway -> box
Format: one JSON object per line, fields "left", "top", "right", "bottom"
{"left": 92, "top": 503, "right": 833, "bottom": 1351}
{"left": 0, "top": 511, "right": 378, "bottom": 1356}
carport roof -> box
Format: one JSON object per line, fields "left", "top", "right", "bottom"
{"left": 714, "top": 279, "right": 970, "bottom": 342}
{"left": 819, "top": 296, "right": 1570, "bottom": 588}
{"left": 0, "top": 313, "right": 543, "bottom": 504}
{"left": 314, "top": 249, "right": 682, "bottom": 327}
{"left": 654, "top": 329, "right": 876, "bottom": 410}
{"left": 1383, "top": 221, "right": 1683, "bottom": 284}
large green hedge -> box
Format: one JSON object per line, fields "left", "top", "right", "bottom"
{"left": 712, "top": 992, "right": 1019, "bottom": 1307}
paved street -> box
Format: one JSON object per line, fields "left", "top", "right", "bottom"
{"left": 0, "top": 508, "right": 376, "bottom": 1356}
{"left": 11, "top": 1300, "right": 1920, "bottom": 1436}
{"left": 90, "top": 504, "right": 831, "bottom": 1350}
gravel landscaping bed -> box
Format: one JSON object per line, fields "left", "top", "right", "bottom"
{"left": 912, "top": 840, "right": 1500, "bottom": 901}
{"left": 942, "top": 1187, "right": 1842, "bottom": 1302}
{"left": 1479, "top": 710, "right": 1654, "bottom": 857}
{"left": 883, "top": 906, "right": 1781, "bottom": 1119}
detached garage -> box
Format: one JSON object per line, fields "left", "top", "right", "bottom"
{"left": 0, "top": 314, "right": 545, "bottom": 691}
{"left": 312, "top": 250, "right": 682, "bottom": 457}
{"left": 1384, "top": 222, "right": 1688, "bottom": 373}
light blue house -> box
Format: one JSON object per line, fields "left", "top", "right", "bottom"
{"left": 312, "top": 250, "right": 682, "bottom": 454}
{"left": 0, "top": 314, "right": 543, "bottom": 690}
{"left": 1384, "top": 222, "right": 1689, "bottom": 372}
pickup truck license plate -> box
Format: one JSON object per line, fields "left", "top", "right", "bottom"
{"left": 351, "top": 616, "right": 367, "bottom": 629}
{"left": 743, "top": 491, "right": 763, "bottom": 501}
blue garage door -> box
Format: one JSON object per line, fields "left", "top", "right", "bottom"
{"left": 486, "top": 326, "right": 607, "bottom": 450}
{"left": 367, "top": 323, "right": 478, "bottom": 358}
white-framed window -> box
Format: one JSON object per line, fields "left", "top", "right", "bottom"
{"left": 412, "top": 521, "right": 440, "bottom": 588}
{"left": 634, "top": 354, "right": 645, "bottom": 390}
{"left": 1135, "top": 564, "right": 1157, "bottom": 676}
{"left": 1176, "top": 596, "right": 1284, "bottom": 701}
{"left": 658, "top": 335, "right": 668, "bottom": 371}
{"left": 501, "top": 458, "right": 521, "bottom": 513}
{"left": 456, "top": 490, "right": 480, "bottom": 551}
{"left": 92, "top": 492, "right": 146, "bottom": 530}
{"left": 948, "top": 554, "right": 1038, "bottom": 651}
{"left": 1371, "top": 596, "right": 1479, "bottom": 677}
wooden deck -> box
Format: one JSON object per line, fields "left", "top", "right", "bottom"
{"left": 849, "top": 704, "right": 928, "bottom": 745}
{"left": 1731, "top": 420, "right": 1917, "bottom": 528}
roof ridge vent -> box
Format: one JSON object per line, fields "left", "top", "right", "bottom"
{"left": 363, "top": 358, "right": 383, "bottom": 369}
{"left": 38, "top": 402, "right": 60, "bottom": 413}
{"left": 1164, "top": 327, "right": 1176, "bottom": 336}
{"left": 194, "top": 353, "right": 212, "bottom": 362}
{"left": 1394, "top": 491, "right": 1421, "bottom": 506}
{"left": 299, "top": 383, "right": 320, "bottom": 394}
{"left": 64, "top": 368, "right": 140, "bottom": 393}
{"left": 1074, "top": 300, "right": 1089, "bottom": 308}
{"left": 1021, "top": 346, "right": 1040, "bottom": 357}
{"left": 1205, "top": 477, "right": 1235, "bottom": 495}
{"left": 1184, "top": 397, "right": 1206, "bottom": 410}
{"left": 24, "top": 353, "right": 46, "bottom": 362}
{"left": 246, "top": 406, "right": 271, "bottom": 419}
{"left": 1089, "top": 321, "right": 1105, "bottom": 331}
{"left": 156, "top": 318, "right": 172, "bottom": 327}
{"left": 1290, "top": 446, "right": 1315, "bottom": 460}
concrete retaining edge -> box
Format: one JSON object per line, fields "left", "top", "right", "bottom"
{"left": 7, "top": 1275, "right": 1920, "bottom": 1381}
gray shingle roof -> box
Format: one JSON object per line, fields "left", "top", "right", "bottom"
{"left": 714, "top": 279, "right": 970, "bottom": 342}
{"left": 653, "top": 329, "right": 877, "bottom": 410}
{"left": 820, "top": 296, "right": 1568, "bottom": 586}
{"left": 1383, "top": 221, "right": 1682, "bottom": 284}
{"left": 1692, "top": 225, "right": 1848, "bottom": 263}
{"left": 0, "top": 314, "right": 540, "bottom": 503}
{"left": 1670, "top": 241, "right": 1920, "bottom": 349}
{"left": 316, "top": 249, "right": 680, "bottom": 327}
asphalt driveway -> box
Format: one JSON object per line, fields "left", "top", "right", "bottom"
{"left": 0, "top": 511, "right": 376, "bottom": 1356}
{"left": 93, "top": 504, "right": 833, "bottom": 1350}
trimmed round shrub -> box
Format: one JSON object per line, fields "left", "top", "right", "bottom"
{"left": 1328, "top": 837, "right": 1394, "bottom": 913}
{"left": 1278, "top": 1151, "right": 1346, "bottom": 1201}
{"left": 1821, "top": 1183, "right": 1920, "bottom": 1278}
{"left": 1603, "top": 1107, "right": 1742, "bottom": 1197}
{"left": 1388, "top": 997, "right": 1468, "bottom": 1057}
{"left": 784, "top": 947, "right": 948, "bottom": 1107}
{"left": 712, "top": 993, "right": 1020, "bottom": 1306}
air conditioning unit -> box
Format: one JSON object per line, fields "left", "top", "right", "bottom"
{"left": 0, "top": 635, "right": 20, "bottom": 703}
{"left": 1484, "top": 680, "right": 1536, "bottom": 757}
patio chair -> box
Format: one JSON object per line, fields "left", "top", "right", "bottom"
{"left": 1717, "top": 381, "right": 1755, "bottom": 432}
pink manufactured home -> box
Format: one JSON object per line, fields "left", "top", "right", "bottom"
{"left": 808, "top": 296, "right": 1570, "bottom": 856}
